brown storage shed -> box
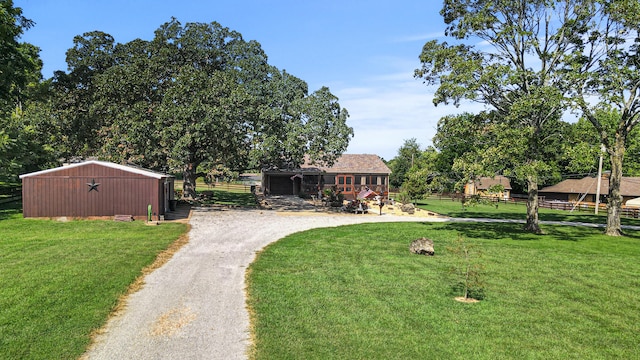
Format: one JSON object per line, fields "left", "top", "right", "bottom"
{"left": 20, "top": 160, "right": 175, "bottom": 219}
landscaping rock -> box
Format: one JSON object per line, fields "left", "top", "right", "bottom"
{"left": 409, "top": 237, "right": 435, "bottom": 256}
{"left": 259, "top": 200, "right": 272, "bottom": 210}
{"left": 400, "top": 203, "right": 415, "bottom": 214}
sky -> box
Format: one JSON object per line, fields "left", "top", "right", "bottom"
{"left": 16, "top": 0, "right": 485, "bottom": 160}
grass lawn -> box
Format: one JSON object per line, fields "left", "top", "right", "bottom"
{"left": 175, "top": 178, "right": 257, "bottom": 207}
{"left": 198, "top": 189, "right": 257, "bottom": 207}
{"left": 415, "top": 197, "right": 640, "bottom": 227}
{"left": 0, "top": 202, "right": 187, "bottom": 359}
{"left": 247, "top": 221, "right": 640, "bottom": 359}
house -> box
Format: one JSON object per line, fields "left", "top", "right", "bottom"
{"left": 464, "top": 175, "right": 512, "bottom": 199}
{"left": 539, "top": 174, "right": 640, "bottom": 205}
{"left": 20, "top": 160, "right": 175, "bottom": 219}
{"left": 261, "top": 154, "right": 391, "bottom": 200}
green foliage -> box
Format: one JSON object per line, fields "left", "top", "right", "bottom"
{"left": 395, "top": 191, "right": 411, "bottom": 205}
{"left": 0, "top": 0, "right": 39, "bottom": 115}
{"left": 416, "top": 1, "right": 596, "bottom": 232}
{"left": 461, "top": 194, "right": 496, "bottom": 209}
{"left": 0, "top": 1, "right": 52, "bottom": 180}
{"left": 47, "top": 31, "right": 115, "bottom": 161}
{"left": 44, "top": 19, "right": 352, "bottom": 199}
{"left": 561, "top": 0, "right": 640, "bottom": 234}
{"left": 322, "top": 186, "right": 344, "bottom": 207}
{"left": 433, "top": 112, "right": 491, "bottom": 190}
{"left": 563, "top": 108, "right": 640, "bottom": 177}
{"left": 0, "top": 99, "right": 55, "bottom": 183}
{"left": 388, "top": 138, "right": 422, "bottom": 188}
{"left": 401, "top": 167, "right": 429, "bottom": 201}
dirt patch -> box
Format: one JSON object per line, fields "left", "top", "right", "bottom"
{"left": 454, "top": 296, "right": 480, "bottom": 303}
{"left": 149, "top": 306, "right": 197, "bottom": 337}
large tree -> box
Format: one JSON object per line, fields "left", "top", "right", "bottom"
{"left": 387, "top": 138, "right": 423, "bottom": 189}
{"left": 49, "top": 31, "right": 116, "bottom": 160}
{"left": 432, "top": 112, "right": 495, "bottom": 191}
{"left": 568, "top": 0, "right": 640, "bottom": 235}
{"left": 0, "top": 0, "right": 52, "bottom": 181}
{"left": 416, "top": 0, "right": 594, "bottom": 233}
{"left": 52, "top": 19, "right": 352, "bottom": 198}
{"left": 433, "top": 110, "right": 566, "bottom": 198}
{"left": 0, "top": 0, "right": 37, "bottom": 113}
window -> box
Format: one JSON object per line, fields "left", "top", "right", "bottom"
{"left": 336, "top": 175, "right": 354, "bottom": 193}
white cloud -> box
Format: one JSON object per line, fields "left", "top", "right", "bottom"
{"left": 392, "top": 31, "right": 445, "bottom": 43}
{"left": 334, "top": 71, "right": 486, "bottom": 160}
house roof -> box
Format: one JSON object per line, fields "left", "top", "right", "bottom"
{"left": 539, "top": 176, "right": 640, "bottom": 197}
{"left": 19, "top": 160, "right": 172, "bottom": 180}
{"left": 301, "top": 154, "right": 391, "bottom": 174}
{"left": 473, "top": 176, "right": 512, "bottom": 190}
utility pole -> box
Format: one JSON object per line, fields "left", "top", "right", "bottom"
{"left": 595, "top": 144, "right": 605, "bottom": 215}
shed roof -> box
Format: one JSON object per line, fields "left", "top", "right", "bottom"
{"left": 472, "top": 175, "right": 512, "bottom": 190}
{"left": 301, "top": 154, "right": 391, "bottom": 174}
{"left": 19, "top": 160, "right": 172, "bottom": 179}
{"left": 539, "top": 176, "right": 640, "bottom": 197}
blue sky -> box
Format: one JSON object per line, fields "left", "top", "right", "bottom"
{"left": 16, "top": 0, "right": 484, "bottom": 160}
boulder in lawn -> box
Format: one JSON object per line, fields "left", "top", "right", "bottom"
{"left": 409, "top": 237, "right": 434, "bottom": 256}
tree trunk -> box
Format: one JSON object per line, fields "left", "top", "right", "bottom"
{"left": 183, "top": 162, "right": 198, "bottom": 199}
{"left": 605, "top": 136, "right": 625, "bottom": 236}
{"left": 524, "top": 177, "right": 542, "bottom": 234}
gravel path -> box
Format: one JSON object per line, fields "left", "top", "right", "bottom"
{"left": 83, "top": 207, "right": 436, "bottom": 360}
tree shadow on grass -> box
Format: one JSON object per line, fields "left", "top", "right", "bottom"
{"left": 444, "top": 222, "right": 537, "bottom": 241}
{"left": 198, "top": 190, "right": 257, "bottom": 207}
{"left": 443, "top": 221, "right": 606, "bottom": 242}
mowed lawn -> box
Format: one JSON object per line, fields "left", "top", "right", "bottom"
{"left": 247, "top": 221, "right": 640, "bottom": 359}
{"left": 0, "top": 203, "right": 187, "bottom": 359}
{"left": 414, "top": 197, "right": 640, "bottom": 226}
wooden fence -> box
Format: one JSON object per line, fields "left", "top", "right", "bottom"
{"left": 210, "top": 182, "right": 253, "bottom": 193}
{"left": 424, "top": 193, "right": 640, "bottom": 219}
{"left": 0, "top": 184, "right": 21, "bottom": 204}
{"left": 174, "top": 180, "right": 253, "bottom": 193}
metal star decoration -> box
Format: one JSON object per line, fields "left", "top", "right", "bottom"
{"left": 87, "top": 179, "right": 100, "bottom": 192}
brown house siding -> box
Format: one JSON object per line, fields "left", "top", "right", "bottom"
{"left": 262, "top": 154, "right": 392, "bottom": 200}
{"left": 21, "top": 162, "right": 170, "bottom": 218}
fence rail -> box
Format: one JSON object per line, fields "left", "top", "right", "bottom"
{"left": 423, "top": 193, "right": 640, "bottom": 219}
{"left": 209, "top": 182, "right": 253, "bottom": 193}
{"left": 0, "top": 184, "right": 21, "bottom": 204}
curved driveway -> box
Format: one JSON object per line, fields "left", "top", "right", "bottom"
{"left": 84, "top": 204, "right": 640, "bottom": 359}
{"left": 83, "top": 208, "right": 434, "bottom": 360}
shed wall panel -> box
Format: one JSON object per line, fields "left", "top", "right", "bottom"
{"left": 22, "top": 175, "right": 165, "bottom": 218}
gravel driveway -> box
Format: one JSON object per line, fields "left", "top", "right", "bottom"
{"left": 83, "top": 206, "right": 437, "bottom": 360}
